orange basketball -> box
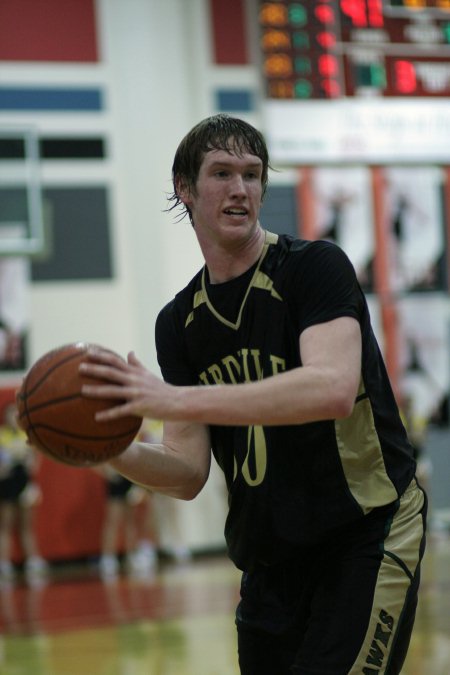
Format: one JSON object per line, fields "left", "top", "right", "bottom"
{"left": 16, "top": 342, "right": 142, "bottom": 467}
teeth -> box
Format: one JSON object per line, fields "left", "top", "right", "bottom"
{"left": 226, "top": 209, "right": 246, "bottom": 215}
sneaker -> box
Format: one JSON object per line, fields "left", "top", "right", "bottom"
{"left": 166, "top": 545, "right": 191, "bottom": 564}
{"left": 99, "top": 554, "right": 119, "bottom": 577}
{"left": 137, "top": 541, "right": 158, "bottom": 565}
{"left": 127, "top": 543, "right": 158, "bottom": 575}
{"left": 25, "top": 556, "right": 48, "bottom": 581}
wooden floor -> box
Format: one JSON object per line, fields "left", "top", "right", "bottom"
{"left": 1, "top": 533, "right": 449, "bottom": 675}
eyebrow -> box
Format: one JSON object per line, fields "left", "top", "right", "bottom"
{"left": 208, "top": 159, "right": 263, "bottom": 170}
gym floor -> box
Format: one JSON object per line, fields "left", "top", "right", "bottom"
{"left": 0, "top": 533, "right": 449, "bottom": 675}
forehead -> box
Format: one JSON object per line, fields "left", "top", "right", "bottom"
{"left": 200, "top": 148, "right": 262, "bottom": 170}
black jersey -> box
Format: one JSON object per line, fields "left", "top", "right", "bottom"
{"left": 156, "top": 232, "right": 416, "bottom": 571}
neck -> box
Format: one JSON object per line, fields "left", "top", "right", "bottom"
{"left": 199, "top": 225, "right": 266, "bottom": 284}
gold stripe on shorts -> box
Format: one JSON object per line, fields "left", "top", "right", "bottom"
{"left": 349, "top": 480, "right": 425, "bottom": 674}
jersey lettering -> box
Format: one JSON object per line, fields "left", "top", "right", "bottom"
{"left": 200, "top": 348, "right": 287, "bottom": 487}
{"left": 222, "top": 355, "right": 241, "bottom": 383}
{"left": 241, "top": 348, "right": 263, "bottom": 381}
{"left": 363, "top": 610, "right": 394, "bottom": 673}
{"left": 199, "top": 348, "right": 286, "bottom": 385}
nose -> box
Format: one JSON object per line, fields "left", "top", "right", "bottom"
{"left": 229, "top": 173, "right": 246, "bottom": 196}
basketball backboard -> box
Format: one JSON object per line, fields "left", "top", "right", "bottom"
{"left": 0, "top": 125, "right": 46, "bottom": 255}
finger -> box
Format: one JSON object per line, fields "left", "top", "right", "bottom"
{"left": 85, "top": 347, "right": 126, "bottom": 367}
{"left": 79, "top": 362, "right": 129, "bottom": 383}
{"left": 81, "top": 382, "right": 131, "bottom": 399}
{"left": 94, "top": 401, "right": 137, "bottom": 421}
{"left": 127, "top": 351, "right": 142, "bottom": 366}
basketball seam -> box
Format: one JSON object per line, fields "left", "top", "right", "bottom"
{"left": 21, "top": 392, "right": 114, "bottom": 413}
{"left": 30, "top": 435, "right": 118, "bottom": 467}
{"left": 28, "top": 423, "right": 140, "bottom": 441}
{"left": 23, "top": 350, "right": 86, "bottom": 398}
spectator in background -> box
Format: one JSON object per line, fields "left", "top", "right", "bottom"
{"left": 0, "top": 320, "right": 25, "bottom": 371}
{"left": 98, "top": 466, "right": 158, "bottom": 578}
{"left": 0, "top": 404, "right": 47, "bottom": 582}
{"left": 0, "top": 253, "right": 29, "bottom": 372}
{"left": 137, "top": 421, "right": 191, "bottom": 565}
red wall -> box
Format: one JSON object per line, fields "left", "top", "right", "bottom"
{"left": 0, "top": 0, "right": 98, "bottom": 62}
{"left": 33, "top": 457, "right": 106, "bottom": 562}
{"left": 209, "top": 0, "right": 248, "bottom": 64}
{"left": 1, "top": 386, "right": 107, "bottom": 563}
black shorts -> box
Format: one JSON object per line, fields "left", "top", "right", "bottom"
{"left": 107, "top": 475, "right": 133, "bottom": 500}
{"left": 0, "top": 464, "right": 29, "bottom": 503}
{"left": 236, "top": 480, "right": 427, "bottom": 675}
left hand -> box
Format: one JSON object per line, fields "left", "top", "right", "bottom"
{"left": 80, "top": 348, "right": 178, "bottom": 422}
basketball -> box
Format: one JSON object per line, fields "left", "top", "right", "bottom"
{"left": 16, "top": 342, "right": 143, "bottom": 467}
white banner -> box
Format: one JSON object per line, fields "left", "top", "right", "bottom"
{"left": 264, "top": 99, "right": 450, "bottom": 164}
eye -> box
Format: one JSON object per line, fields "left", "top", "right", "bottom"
{"left": 245, "top": 171, "right": 261, "bottom": 181}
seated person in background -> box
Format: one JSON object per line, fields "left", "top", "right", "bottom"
{"left": 0, "top": 403, "right": 47, "bottom": 582}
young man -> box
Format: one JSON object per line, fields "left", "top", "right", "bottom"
{"left": 80, "top": 115, "right": 427, "bottom": 675}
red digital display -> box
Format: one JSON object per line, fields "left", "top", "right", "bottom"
{"left": 340, "top": 0, "right": 384, "bottom": 27}
{"left": 394, "top": 59, "right": 417, "bottom": 93}
{"left": 259, "top": 0, "right": 450, "bottom": 99}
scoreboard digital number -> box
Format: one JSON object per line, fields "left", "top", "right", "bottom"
{"left": 259, "top": 0, "right": 450, "bottom": 99}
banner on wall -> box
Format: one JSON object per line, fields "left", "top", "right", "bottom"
{"left": 308, "top": 165, "right": 449, "bottom": 424}
{"left": 398, "top": 294, "right": 450, "bottom": 424}
{"left": 384, "top": 167, "right": 446, "bottom": 293}
{"left": 264, "top": 100, "right": 450, "bottom": 164}
{"left": 312, "top": 166, "right": 375, "bottom": 291}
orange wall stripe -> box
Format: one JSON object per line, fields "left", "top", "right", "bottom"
{"left": 296, "top": 167, "right": 317, "bottom": 239}
{"left": 371, "top": 166, "right": 400, "bottom": 401}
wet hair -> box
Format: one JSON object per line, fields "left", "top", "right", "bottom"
{"left": 167, "top": 114, "right": 271, "bottom": 224}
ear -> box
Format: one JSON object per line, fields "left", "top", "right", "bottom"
{"left": 176, "top": 176, "right": 193, "bottom": 206}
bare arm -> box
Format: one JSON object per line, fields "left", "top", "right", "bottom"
{"left": 81, "top": 316, "right": 362, "bottom": 427}
{"left": 107, "top": 420, "right": 212, "bottom": 500}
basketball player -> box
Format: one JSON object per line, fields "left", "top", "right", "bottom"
{"left": 80, "top": 115, "right": 427, "bottom": 675}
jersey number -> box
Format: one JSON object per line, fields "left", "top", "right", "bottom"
{"left": 234, "top": 425, "right": 267, "bottom": 486}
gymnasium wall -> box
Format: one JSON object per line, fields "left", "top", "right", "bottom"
{"left": 0, "top": 0, "right": 255, "bottom": 560}
{"left": 0, "top": 0, "right": 449, "bottom": 561}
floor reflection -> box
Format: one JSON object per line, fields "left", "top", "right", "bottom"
{"left": 0, "top": 537, "right": 449, "bottom": 675}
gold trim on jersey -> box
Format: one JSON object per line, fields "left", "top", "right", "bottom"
{"left": 186, "top": 231, "right": 280, "bottom": 330}
{"left": 252, "top": 271, "right": 283, "bottom": 300}
{"left": 185, "top": 290, "right": 207, "bottom": 327}
{"left": 334, "top": 378, "right": 398, "bottom": 513}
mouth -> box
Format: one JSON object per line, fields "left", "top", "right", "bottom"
{"left": 223, "top": 207, "right": 248, "bottom": 216}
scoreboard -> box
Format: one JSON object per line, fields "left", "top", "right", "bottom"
{"left": 259, "top": 0, "right": 450, "bottom": 99}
